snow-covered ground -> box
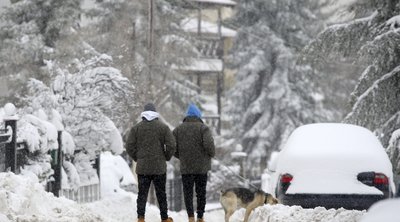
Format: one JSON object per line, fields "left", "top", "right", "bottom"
{"left": 0, "top": 164, "right": 367, "bottom": 222}
{"left": 0, "top": 171, "right": 366, "bottom": 222}
{"left": 359, "top": 198, "right": 400, "bottom": 222}
{"left": 84, "top": 192, "right": 368, "bottom": 222}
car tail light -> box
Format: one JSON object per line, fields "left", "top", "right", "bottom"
{"left": 281, "top": 174, "right": 293, "bottom": 183}
{"left": 279, "top": 173, "right": 293, "bottom": 194}
{"left": 358, "top": 172, "right": 390, "bottom": 197}
{"left": 374, "top": 173, "right": 388, "bottom": 185}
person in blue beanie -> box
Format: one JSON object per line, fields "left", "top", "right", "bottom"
{"left": 173, "top": 103, "right": 215, "bottom": 222}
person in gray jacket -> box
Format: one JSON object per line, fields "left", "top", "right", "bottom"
{"left": 173, "top": 103, "right": 215, "bottom": 222}
{"left": 126, "top": 103, "right": 175, "bottom": 222}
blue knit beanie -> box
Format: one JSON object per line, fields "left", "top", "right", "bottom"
{"left": 186, "top": 103, "right": 202, "bottom": 118}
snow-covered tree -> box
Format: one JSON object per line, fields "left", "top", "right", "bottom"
{"left": 48, "top": 56, "right": 134, "bottom": 158}
{"left": 388, "top": 129, "right": 400, "bottom": 174}
{"left": 227, "top": 0, "right": 327, "bottom": 176}
{"left": 0, "top": 0, "right": 137, "bottom": 188}
{"left": 19, "top": 55, "right": 134, "bottom": 186}
{"left": 0, "top": 0, "right": 80, "bottom": 104}
{"left": 305, "top": 0, "right": 400, "bottom": 173}
{"left": 0, "top": 95, "right": 67, "bottom": 185}
{"left": 82, "top": 0, "right": 197, "bottom": 124}
{"left": 83, "top": 0, "right": 140, "bottom": 79}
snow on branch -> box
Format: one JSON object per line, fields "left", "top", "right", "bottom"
{"left": 349, "top": 29, "right": 400, "bottom": 102}
{"left": 345, "top": 65, "right": 400, "bottom": 130}
{"left": 387, "top": 128, "right": 400, "bottom": 174}
{"left": 302, "top": 11, "right": 377, "bottom": 64}
{"left": 18, "top": 114, "right": 58, "bottom": 153}
{"left": 386, "top": 15, "right": 400, "bottom": 30}
{"left": 50, "top": 63, "right": 133, "bottom": 157}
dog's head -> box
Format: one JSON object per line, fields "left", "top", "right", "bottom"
{"left": 264, "top": 193, "right": 279, "bottom": 205}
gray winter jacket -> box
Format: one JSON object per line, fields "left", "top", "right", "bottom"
{"left": 126, "top": 118, "right": 176, "bottom": 175}
{"left": 173, "top": 117, "right": 215, "bottom": 174}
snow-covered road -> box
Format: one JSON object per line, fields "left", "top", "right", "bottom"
{"left": 88, "top": 193, "right": 366, "bottom": 222}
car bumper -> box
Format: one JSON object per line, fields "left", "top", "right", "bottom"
{"left": 280, "top": 194, "right": 385, "bottom": 210}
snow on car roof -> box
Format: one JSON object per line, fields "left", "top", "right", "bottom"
{"left": 276, "top": 123, "right": 394, "bottom": 195}
{"left": 283, "top": 123, "right": 383, "bottom": 154}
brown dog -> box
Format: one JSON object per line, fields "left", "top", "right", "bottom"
{"left": 220, "top": 188, "right": 278, "bottom": 222}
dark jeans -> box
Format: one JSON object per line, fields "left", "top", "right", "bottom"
{"left": 137, "top": 174, "right": 168, "bottom": 220}
{"left": 182, "top": 174, "right": 208, "bottom": 219}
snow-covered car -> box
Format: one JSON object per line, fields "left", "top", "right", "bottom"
{"left": 397, "top": 183, "right": 400, "bottom": 197}
{"left": 272, "top": 123, "right": 395, "bottom": 210}
{"left": 261, "top": 151, "right": 280, "bottom": 193}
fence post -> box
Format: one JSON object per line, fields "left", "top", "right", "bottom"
{"left": 95, "top": 155, "right": 101, "bottom": 199}
{"left": 95, "top": 155, "right": 100, "bottom": 178}
{"left": 4, "top": 118, "right": 17, "bottom": 173}
{"left": 52, "top": 131, "right": 63, "bottom": 197}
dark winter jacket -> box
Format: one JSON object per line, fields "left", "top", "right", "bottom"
{"left": 126, "top": 118, "right": 176, "bottom": 175}
{"left": 173, "top": 117, "right": 215, "bottom": 174}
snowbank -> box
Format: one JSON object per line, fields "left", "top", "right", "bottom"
{"left": 359, "top": 198, "right": 400, "bottom": 222}
{"left": 229, "top": 204, "right": 365, "bottom": 222}
{"left": 100, "top": 152, "right": 137, "bottom": 197}
{"left": 0, "top": 173, "right": 103, "bottom": 222}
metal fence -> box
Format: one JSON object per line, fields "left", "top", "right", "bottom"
{"left": 167, "top": 177, "right": 184, "bottom": 211}
{"left": 166, "top": 176, "right": 224, "bottom": 212}
{"left": 56, "top": 151, "right": 101, "bottom": 202}
{"left": 44, "top": 130, "right": 101, "bottom": 203}
{"left": 60, "top": 184, "right": 101, "bottom": 203}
